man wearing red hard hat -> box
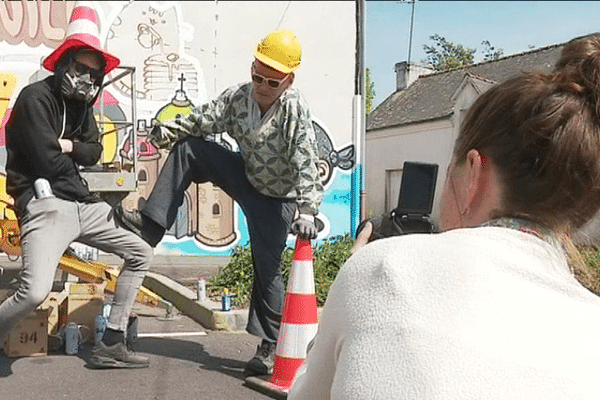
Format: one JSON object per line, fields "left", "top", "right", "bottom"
{"left": 116, "top": 28, "right": 324, "bottom": 375}
{"left": 0, "top": 2, "right": 151, "bottom": 369}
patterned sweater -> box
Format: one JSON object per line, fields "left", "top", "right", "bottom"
{"left": 155, "top": 82, "right": 324, "bottom": 215}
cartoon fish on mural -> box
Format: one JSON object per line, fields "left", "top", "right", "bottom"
{"left": 312, "top": 119, "right": 355, "bottom": 186}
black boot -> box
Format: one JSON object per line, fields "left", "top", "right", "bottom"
{"left": 245, "top": 339, "right": 277, "bottom": 376}
{"left": 88, "top": 328, "right": 149, "bottom": 369}
{"left": 114, "top": 205, "right": 165, "bottom": 247}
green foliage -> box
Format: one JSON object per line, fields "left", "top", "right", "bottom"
{"left": 423, "top": 34, "right": 475, "bottom": 71}
{"left": 481, "top": 40, "right": 504, "bottom": 62}
{"left": 366, "top": 67, "right": 376, "bottom": 114}
{"left": 582, "top": 247, "right": 600, "bottom": 272}
{"left": 208, "top": 234, "right": 356, "bottom": 308}
{"left": 577, "top": 246, "right": 600, "bottom": 296}
{"left": 422, "top": 34, "right": 504, "bottom": 71}
{"left": 207, "top": 243, "right": 255, "bottom": 308}
{"left": 311, "top": 234, "right": 356, "bottom": 304}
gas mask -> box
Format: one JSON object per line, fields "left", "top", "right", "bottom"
{"left": 61, "top": 70, "right": 99, "bottom": 103}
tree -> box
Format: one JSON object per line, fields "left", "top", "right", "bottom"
{"left": 481, "top": 40, "right": 504, "bottom": 62}
{"left": 366, "top": 67, "right": 376, "bottom": 114}
{"left": 422, "top": 34, "right": 475, "bottom": 71}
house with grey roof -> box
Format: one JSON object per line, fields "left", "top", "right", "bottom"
{"left": 365, "top": 43, "right": 564, "bottom": 226}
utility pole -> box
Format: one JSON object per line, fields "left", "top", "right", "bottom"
{"left": 407, "top": 0, "right": 416, "bottom": 65}
{"left": 397, "top": 0, "right": 416, "bottom": 65}
{"left": 352, "top": 0, "right": 366, "bottom": 234}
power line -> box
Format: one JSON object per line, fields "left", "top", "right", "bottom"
{"left": 408, "top": 0, "right": 416, "bottom": 64}
{"left": 276, "top": 1, "right": 292, "bottom": 29}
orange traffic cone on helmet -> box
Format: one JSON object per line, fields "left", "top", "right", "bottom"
{"left": 43, "top": 1, "right": 120, "bottom": 74}
{"left": 269, "top": 236, "right": 319, "bottom": 391}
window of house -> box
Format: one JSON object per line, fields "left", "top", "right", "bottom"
{"left": 385, "top": 168, "right": 403, "bottom": 212}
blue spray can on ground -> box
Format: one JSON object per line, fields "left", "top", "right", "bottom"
{"left": 64, "top": 322, "right": 80, "bottom": 355}
{"left": 94, "top": 314, "right": 107, "bottom": 345}
{"left": 221, "top": 288, "right": 232, "bottom": 311}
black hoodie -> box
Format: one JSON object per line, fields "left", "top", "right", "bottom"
{"left": 5, "top": 72, "right": 103, "bottom": 217}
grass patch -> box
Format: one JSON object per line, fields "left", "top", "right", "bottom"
{"left": 576, "top": 245, "right": 600, "bottom": 295}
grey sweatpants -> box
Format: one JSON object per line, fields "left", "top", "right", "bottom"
{"left": 0, "top": 197, "right": 152, "bottom": 346}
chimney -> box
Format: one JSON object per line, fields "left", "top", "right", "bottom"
{"left": 394, "top": 61, "right": 434, "bottom": 91}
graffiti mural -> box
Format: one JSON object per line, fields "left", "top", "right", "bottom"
{"left": 0, "top": 0, "right": 73, "bottom": 48}
{"left": 119, "top": 74, "right": 238, "bottom": 248}
{"left": 0, "top": 1, "right": 357, "bottom": 257}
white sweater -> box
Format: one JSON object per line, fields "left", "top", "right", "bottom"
{"left": 288, "top": 227, "right": 600, "bottom": 400}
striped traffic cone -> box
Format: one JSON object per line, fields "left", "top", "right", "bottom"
{"left": 269, "top": 236, "right": 319, "bottom": 391}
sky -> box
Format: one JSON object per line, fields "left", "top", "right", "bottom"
{"left": 366, "top": 1, "right": 600, "bottom": 108}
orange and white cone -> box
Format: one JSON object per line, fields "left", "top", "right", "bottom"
{"left": 269, "top": 236, "right": 319, "bottom": 391}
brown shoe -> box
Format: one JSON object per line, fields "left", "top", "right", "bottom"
{"left": 245, "top": 340, "right": 276, "bottom": 376}
{"left": 88, "top": 341, "right": 149, "bottom": 369}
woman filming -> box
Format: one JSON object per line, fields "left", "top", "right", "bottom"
{"left": 288, "top": 33, "right": 600, "bottom": 399}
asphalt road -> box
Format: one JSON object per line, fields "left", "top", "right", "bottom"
{"left": 0, "top": 302, "right": 273, "bottom": 400}
{"left": 0, "top": 253, "right": 274, "bottom": 400}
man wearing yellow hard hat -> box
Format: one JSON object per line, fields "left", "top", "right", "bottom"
{"left": 115, "top": 29, "right": 324, "bottom": 375}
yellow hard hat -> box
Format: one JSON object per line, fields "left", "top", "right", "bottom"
{"left": 254, "top": 29, "right": 302, "bottom": 74}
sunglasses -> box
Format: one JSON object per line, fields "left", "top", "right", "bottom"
{"left": 251, "top": 65, "right": 290, "bottom": 89}
{"left": 72, "top": 59, "right": 103, "bottom": 80}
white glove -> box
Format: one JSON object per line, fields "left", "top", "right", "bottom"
{"left": 291, "top": 213, "right": 317, "bottom": 239}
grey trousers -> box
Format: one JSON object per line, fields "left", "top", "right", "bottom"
{"left": 143, "top": 137, "right": 296, "bottom": 343}
{"left": 0, "top": 197, "right": 152, "bottom": 346}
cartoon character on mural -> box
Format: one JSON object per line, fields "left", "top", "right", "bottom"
{"left": 312, "top": 118, "right": 355, "bottom": 186}
{"left": 105, "top": 1, "right": 206, "bottom": 103}
{"left": 116, "top": 84, "right": 357, "bottom": 248}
